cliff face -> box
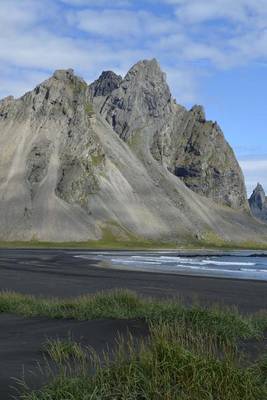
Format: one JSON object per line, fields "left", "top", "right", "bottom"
{"left": 0, "top": 69, "right": 107, "bottom": 240}
{"left": 162, "top": 106, "right": 248, "bottom": 209}
{"left": 90, "top": 59, "right": 248, "bottom": 209}
{"left": 0, "top": 59, "right": 266, "bottom": 243}
{"left": 249, "top": 184, "right": 267, "bottom": 223}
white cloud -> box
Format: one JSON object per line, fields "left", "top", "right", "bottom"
{"left": 0, "top": 0, "right": 199, "bottom": 104}
{"left": 69, "top": 9, "right": 177, "bottom": 38}
{"left": 60, "top": 0, "right": 131, "bottom": 6}
{"left": 165, "top": 67, "right": 198, "bottom": 104}
{"left": 239, "top": 158, "right": 267, "bottom": 195}
{"left": 240, "top": 160, "right": 267, "bottom": 172}
{"left": 1, "top": 0, "right": 267, "bottom": 107}
{"left": 0, "top": 66, "right": 50, "bottom": 99}
{"left": 166, "top": 0, "right": 267, "bottom": 25}
{"left": 159, "top": 0, "right": 267, "bottom": 68}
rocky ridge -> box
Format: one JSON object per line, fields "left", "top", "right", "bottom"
{"left": 0, "top": 59, "right": 266, "bottom": 243}
{"left": 90, "top": 59, "right": 248, "bottom": 209}
{"left": 249, "top": 184, "right": 267, "bottom": 223}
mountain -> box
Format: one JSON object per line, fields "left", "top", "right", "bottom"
{"left": 90, "top": 59, "right": 248, "bottom": 209}
{"left": 249, "top": 184, "right": 267, "bottom": 223}
{"left": 0, "top": 59, "right": 266, "bottom": 244}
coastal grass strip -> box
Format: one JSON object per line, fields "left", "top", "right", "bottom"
{"left": 0, "top": 238, "right": 267, "bottom": 250}
{"left": 0, "top": 289, "right": 266, "bottom": 343}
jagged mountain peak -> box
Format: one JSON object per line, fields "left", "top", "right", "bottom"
{"left": 190, "top": 105, "right": 206, "bottom": 123}
{"left": 90, "top": 70, "right": 122, "bottom": 97}
{"left": 53, "top": 68, "right": 75, "bottom": 79}
{"left": 18, "top": 68, "right": 89, "bottom": 117}
{"left": 125, "top": 58, "right": 163, "bottom": 78}
{"left": 0, "top": 59, "right": 266, "bottom": 242}
{"left": 123, "top": 58, "right": 171, "bottom": 97}
{"left": 89, "top": 59, "right": 168, "bottom": 101}
{"left": 255, "top": 183, "right": 265, "bottom": 192}
{"left": 249, "top": 183, "right": 267, "bottom": 223}
{"left": 251, "top": 183, "right": 266, "bottom": 200}
{"left": 249, "top": 183, "right": 266, "bottom": 209}
{"left": 41, "top": 68, "right": 87, "bottom": 89}
{"left": 90, "top": 59, "right": 173, "bottom": 141}
{"left": 90, "top": 59, "right": 247, "bottom": 210}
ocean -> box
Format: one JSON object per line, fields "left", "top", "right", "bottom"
{"left": 75, "top": 250, "right": 267, "bottom": 281}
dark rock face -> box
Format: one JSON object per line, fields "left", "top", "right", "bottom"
{"left": 56, "top": 155, "right": 100, "bottom": 209}
{"left": 90, "top": 59, "right": 172, "bottom": 141}
{"left": 168, "top": 109, "right": 248, "bottom": 209}
{"left": 90, "top": 59, "right": 248, "bottom": 209}
{"left": 26, "top": 140, "right": 52, "bottom": 198}
{"left": 249, "top": 184, "right": 267, "bottom": 222}
{"left": 90, "top": 71, "right": 122, "bottom": 97}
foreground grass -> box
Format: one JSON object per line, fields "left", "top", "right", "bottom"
{"left": 43, "top": 337, "right": 86, "bottom": 364}
{"left": 1, "top": 290, "right": 267, "bottom": 344}
{"left": 22, "top": 321, "right": 267, "bottom": 400}
{"left": 1, "top": 290, "right": 265, "bottom": 399}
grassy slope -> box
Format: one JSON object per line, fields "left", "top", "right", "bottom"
{"left": 0, "top": 219, "right": 267, "bottom": 250}
{"left": 0, "top": 239, "right": 176, "bottom": 250}
{"left": 0, "top": 238, "right": 267, "bottom": 250}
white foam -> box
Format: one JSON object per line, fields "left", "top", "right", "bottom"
{"left": 74, "top": 255, "right": 95, "bottom": 259}
{"left": 176, "top": 264, "right": 237, "bottom": 273}
{"left": 201, "top": 260, "right": 256, "bottom": 266}
{"left": 240, "top": 268, "right": 257, "bottom": 272}
{"left": 132, "top": 256, "right": 256, "bottom": 267}
{"left": 73, "top": 253, "right": 267, "bottom": 281}
{"left": 132, "top": 256, "right": 163, "bottom": 262}
{"left": 111, "top": 258, "right": 162, "bottom": 265}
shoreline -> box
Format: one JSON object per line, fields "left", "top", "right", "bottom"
{"left": 0, "top": 249, "right": 266, "bottom": 312}
{"left": 74, "top": 249, "right": 267, "bottom": 282}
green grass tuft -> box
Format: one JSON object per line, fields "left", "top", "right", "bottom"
{"left": 0, "top": 290, "right": 265, "bottom": 342}
{"left": 43, "top": 338, "right": 86, "bottom": 364}
{"left": 22, "top": 321, "right": 267, "bottom": 400}
{"left": 84, "top": 103, "right": 94, "bottom": 117}
{"left": 3, "top": 290, "right": 265, "bottom": 399}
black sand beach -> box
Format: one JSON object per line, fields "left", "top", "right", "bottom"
{"left": 0, "top": 249, "right": 266, "bottom": 310}
{"left": 0, "top": 249, "right": 266, "bottom": 399}
{"left": 0, "top": 315, "right": 148, "bottom": 399}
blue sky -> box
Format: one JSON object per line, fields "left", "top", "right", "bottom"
{"left": 1, "top": 0, "right": 267, "bottom": 195}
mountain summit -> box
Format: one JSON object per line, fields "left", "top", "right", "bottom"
{"left": 0, "top": 59, "right": 266, "bottom": 244}
{"left": 249, "top": 184, "right": 267, "bottom": 223}
{"left": 90, "top": 59, "right": 247, "bottom": 209}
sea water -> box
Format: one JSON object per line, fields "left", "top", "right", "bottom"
{"left": 75, "top": 251, "right": 267, "bottom": 281}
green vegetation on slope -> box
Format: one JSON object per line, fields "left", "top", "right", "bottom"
{"left": 0, "top": 223, "right": 267, "bottom": 250}
{"left": 0, "top": 238, "right": 267, "bottom": 250}
{"left": 84, "top": 102, "right": 95, "bottom": 117}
